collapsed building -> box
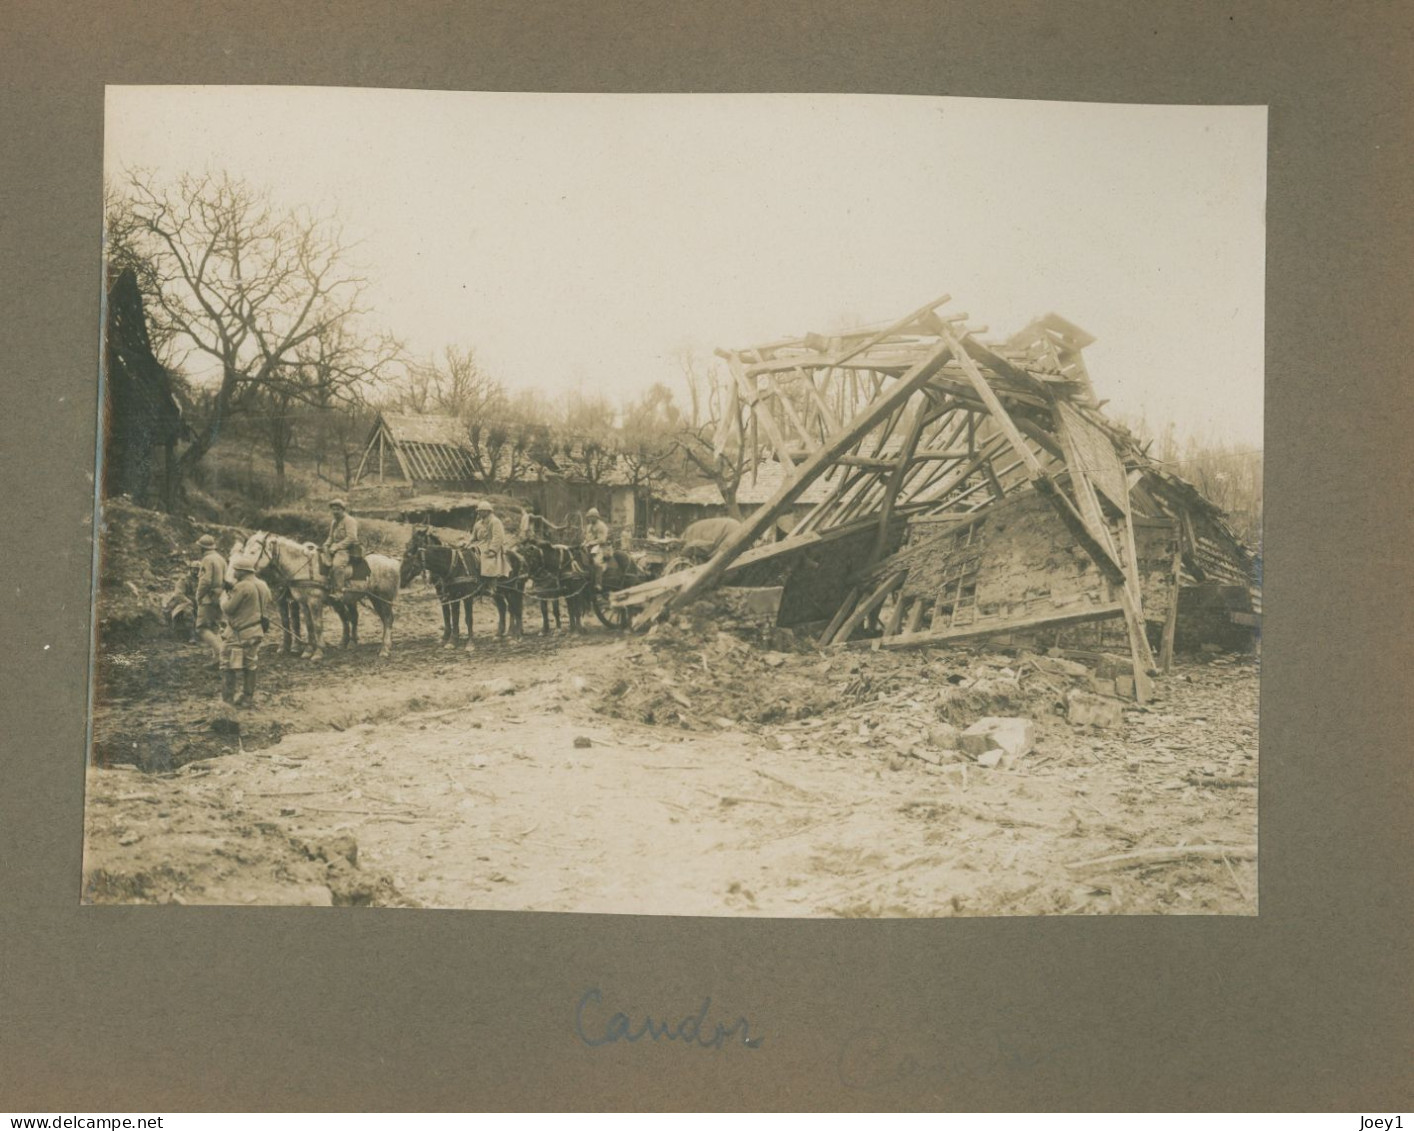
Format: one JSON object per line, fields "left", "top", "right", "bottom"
{"left": 612, "top": 295, "right": 1260, "bottom": 702}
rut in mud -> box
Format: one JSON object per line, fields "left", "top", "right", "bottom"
{"left": 86, "top": 577, "right": 1258, "bottom": 915}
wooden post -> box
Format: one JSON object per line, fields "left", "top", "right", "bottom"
{"left": 727, "top": 350, "right": 796, "bottom": 478}
{"left": 1160, "top": 529, "right": 1183, "bottom": 673}
{"left": 825, "top": 570, "right": 908, "bottom": 647}
{"left": 871, "top": 395, "right": 930, "bottom": 566}
{"left": 819, "top": 585, "right": 862, "bottom": 647}
{"left": 1053, "top": 409, "right": 1155, "bottom": 699}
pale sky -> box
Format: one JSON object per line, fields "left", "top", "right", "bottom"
{"left": 105, "top": 88, "right": 1266, "bottom": 447}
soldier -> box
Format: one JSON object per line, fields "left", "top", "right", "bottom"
{"left": 583, "top": 507, "right": 612, "bottom": 587}
{"left": 219, "top": 553, "right": 272, "bottom": 708}
{"left": 323, "top": 498, "right": 359, "bottom": 599}
{"left": 471, "top": 500, "right": 510, "bottom": 578}
{"left": 193, "top": 534, "right": 227, "bottom": 666}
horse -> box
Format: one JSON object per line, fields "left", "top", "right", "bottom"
{"left": 516, "top": 540, "right": 591, "bottom": 634}
{"left": 570, "top": 543, "right": 644, "bottom": 630}
{"left": 399, "top": 527, "right": 525, "bottom": 649}
{"left": 244, "top": 531, "right": 399, "bottom": 660}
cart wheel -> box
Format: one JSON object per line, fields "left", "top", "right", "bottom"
{"left": 593, "top": 590, "right": 631, "bottom": 631}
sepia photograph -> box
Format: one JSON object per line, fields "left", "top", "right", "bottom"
{"left": 86, "top": 88, "right": 1265, "bottom": 916}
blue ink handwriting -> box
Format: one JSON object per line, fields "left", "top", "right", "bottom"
{"left": 575, "top": 988, "right": 763, "bottom": 1051}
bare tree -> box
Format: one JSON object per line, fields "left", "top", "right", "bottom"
{"left": 619, "top": 382, "right": 680, "bottom": 493}
{"left": 112, "top": 170, "right": 376, "bottom": 478}
{"left": 389, "top": 344, "right": 506, "bottom": 420}
{"left": 673, "top": 350, "right": 751, "bottom": 518}
{"left": 466, "top": 421, "right": 540, "bottom": 489}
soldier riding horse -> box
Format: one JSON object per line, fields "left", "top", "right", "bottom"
{"left": 400, "top": 527, "right": 526, "bottom": 648}
{"left": 243, "top": 531, "right": 400, "bottom": 660}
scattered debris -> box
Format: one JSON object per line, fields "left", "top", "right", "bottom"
{"left": 1065, "top": 689, "right": 1124, "bottom": 730}
{"left": 959, "top": 717, "right": 1036, "bottom": 758}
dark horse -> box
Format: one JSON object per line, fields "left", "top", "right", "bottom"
{"left": 568, "top": 543, "right": 644, "bottom": 630}
{"left": 516, "top": 540, "right": 592, "bottom": 633}
{"left": 400, "top": 527, "right": 525, "bottom": 649}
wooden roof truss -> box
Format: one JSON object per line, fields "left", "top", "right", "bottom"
{"left": 615, "top": 293, "right": 1172, "bottom": 699}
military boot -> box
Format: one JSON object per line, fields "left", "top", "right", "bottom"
{"left": 220, "top": 670, "right": 239, "bottom": 705}
{"left": 237, "top": 670, "right": 257, "bottom": 709}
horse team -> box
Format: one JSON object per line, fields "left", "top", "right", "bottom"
{"left": 236, "top": 525, "right": 645, "bottom": 663}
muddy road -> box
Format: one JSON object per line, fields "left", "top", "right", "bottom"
{"left": 85, "top": 585, "right": 1258, "bottom": 915}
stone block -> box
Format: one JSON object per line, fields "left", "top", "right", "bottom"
{"left": 976, "top": 750, "right": 1003, "bottom": 769}
{"left": 1065, "top": 689, "right": 1123, "bottom": 729}
{"left": 1096, "top": 654, "right": 1134, "bottom": 679}
{"left": 720, "top": 586, "right": 785, "bottom": 619}
{"left": 960, "top": 716, "right": 1036, "bottom": 758}
{"left": 1115, "top": 674, "right": 1136, "bottom": 699}
{"left": 1033, "top": 655, "right": 1090, "bottom": 678}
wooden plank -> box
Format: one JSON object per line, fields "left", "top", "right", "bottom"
{"left": 354, "top": 427, "right": 375, "bottom": 486}
{"left": 766, "top": 371, "right": 815, "bottom": 450}
{"left": 830, "top": 293, "right": 952, "bottom": 368}
{"left": 819, "top": 584, "right": 862, "bottom": 646}
{"left": 728, "top": 350, "right": 796, "bottom": 476}
{"left": 834, "top": 455, "right": 900, "bottom": 471}
{"left": 1052, "top": 412, "right": 1154, "bottom": 696}
{"left": 878, "top": 601, "right": 1126, "bottom": 650}
{"left": 904, "top": 598, "right": 927, "bottom": 634}
{"left": 1160, "top": 527, "right": 1183, "bottom": 673}
{"left": 610, "top": 508, "right": 902, "bottom": 608}
{"left": 804, "top": 372, "right": 840, "bottom": 437}
{"left": 660, "top": 340, "right": 958, "bottom": 615}
{"left": 873, "top": 396, "right": 931, "bottom": 564}
{"left": 936, "top": 326, "right": 1048, "bottom": 482}
{"left": 825, "top": 569, "right": 908, "bottom": 647}
{"left": 883, "top": 591, "right": 910, "bottom": 638}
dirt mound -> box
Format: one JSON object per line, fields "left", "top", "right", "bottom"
{"left": 596, "top": 592, "right": 833, "bottom": 729}
{"left": 96, "top": 498, "right": 249, "bottom": 644}
{"left": 82, "top": 765, "right": 415, "bottom": 907}
{"left": 594, "top": 592, "right": 1081, "bottom": 741}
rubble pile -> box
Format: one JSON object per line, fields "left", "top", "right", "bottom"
{"left": 594, "top": 580, "right": 1204, "bottom": 773}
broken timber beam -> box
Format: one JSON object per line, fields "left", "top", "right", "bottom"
{"left": 824, "top": 569, "right": 908, "bottom": 647}
{"left": 642, "top": 338, "right": 959, "bottom": 618}
{"left": 871, "top": 398, "right": 930, "bottom": 565}
{"left": 875, "top": 601, "right": 1126, "bottom": 651}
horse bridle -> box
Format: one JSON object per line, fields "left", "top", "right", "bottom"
{"left": 249, "top": 533, "right": 276, "bottom": 574}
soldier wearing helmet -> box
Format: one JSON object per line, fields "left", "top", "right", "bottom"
{"left": 193, "top": 533, "right": 227, "bottom": 666}
{"left": 583, "top": 507, "right": 612, "bottom": 587}
{"left": 323, "top": 498, "right": 360, "bottom": 599}
{"left": 218, "top": 552, "right": 272, "bottom": 708}
{"left": 471, "top": 500, "right": 510, "bottom": 578}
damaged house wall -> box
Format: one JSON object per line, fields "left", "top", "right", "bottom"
{"left": 612, "top": 294, "right": 1260, "bottom": 698}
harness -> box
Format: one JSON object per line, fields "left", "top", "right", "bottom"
{"left": 525, "top": 545, "right": 592, "bottom": 602}
{"left": 253, "top": 535, "right": 326, "bottom": 591}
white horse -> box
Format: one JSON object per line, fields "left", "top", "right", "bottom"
{"left": 243, "top": 532, "right": 400, "bottom": 660}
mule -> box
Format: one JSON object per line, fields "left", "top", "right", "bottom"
{"left": 517, "top": 540, "right": 591, "bottom": 634}
{"left": 244, "top": 532, "right": 399, "bottom": 660}
{"left": 400, "top": 527, "right": 525, "bottom": 649}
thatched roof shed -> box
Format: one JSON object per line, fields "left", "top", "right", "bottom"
{"left": 354, "top": 412, "right": 479, "bottom": 485}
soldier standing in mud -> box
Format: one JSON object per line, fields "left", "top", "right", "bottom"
{"left": 219, "top": 553, "right": 272, "bottom": 708}
{"left": 193, "top": 534, "right": 226, "bottom": 666}
{"left": 323, "top": 498, "right": 359, "bottom": 600}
